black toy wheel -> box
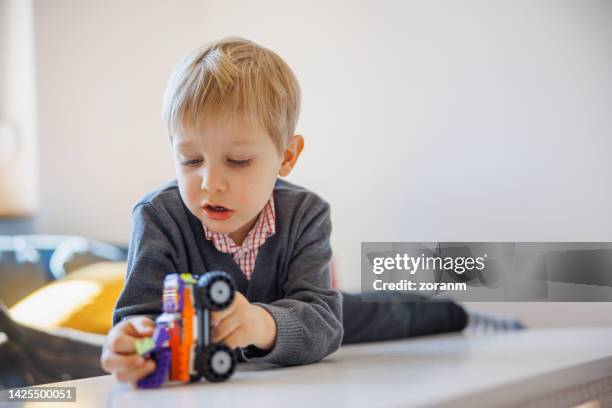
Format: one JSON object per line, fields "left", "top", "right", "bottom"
{"left": 201, "top": 343, "right": 236, "bottom": 382}
{"left": 197, "top": 271, "right": 235, "bottom": 311}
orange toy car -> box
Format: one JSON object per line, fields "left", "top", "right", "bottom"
{"left": 135, "top": 271, "right": 237, "bottom": 388}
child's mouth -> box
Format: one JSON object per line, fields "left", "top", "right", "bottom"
{"left": 204, "top": 204, "right": 235, "bottom": 221}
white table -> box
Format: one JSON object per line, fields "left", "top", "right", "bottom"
{"left": 20, "top": 328, "right": 612, "bottom": 407}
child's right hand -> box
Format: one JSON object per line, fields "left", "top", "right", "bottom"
{"left": 100, "top": 316, "right": 157, "bottom": 384}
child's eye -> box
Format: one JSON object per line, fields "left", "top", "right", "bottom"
{"left": 227, "top": 158, "right": 251, "bottom": 167}
{"left": 181, "top": 158, "right": 203, "bottom": 167}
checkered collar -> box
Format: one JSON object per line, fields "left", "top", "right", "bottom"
{"left": 203, "top": 195, "right": 276, "bottom": 254}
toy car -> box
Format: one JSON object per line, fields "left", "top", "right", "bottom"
{"left": 135, "top": 271, "right": 237, "bottom": 388}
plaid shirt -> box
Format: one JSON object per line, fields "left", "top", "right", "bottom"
{"left": 203, "top": 195, "right": 276, "bottom": 280}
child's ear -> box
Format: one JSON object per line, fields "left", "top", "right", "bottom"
{"left": 278, "top": 135, "right": 304, "bottom": 177}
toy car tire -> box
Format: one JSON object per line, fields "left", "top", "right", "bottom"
{"left": 201, "top": 343, "right": 236, "bottom": 382}
{"left": 197, "top": 271, "right": 235, "bottom": 311}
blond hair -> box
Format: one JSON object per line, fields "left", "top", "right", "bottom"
{"left": 162, "top": 37, "right": 301, "bottom": 153}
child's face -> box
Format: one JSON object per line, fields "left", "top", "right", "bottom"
{"left": 172, "top": 115, "right": 303, "bottom": 245}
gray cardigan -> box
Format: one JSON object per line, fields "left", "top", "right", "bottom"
{"left": 113, "top": 178, "right": 343, "bottom": 366}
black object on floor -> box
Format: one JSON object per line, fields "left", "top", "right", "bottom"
{"left": 0, "top": 302, "right": 105, "bottom": 389}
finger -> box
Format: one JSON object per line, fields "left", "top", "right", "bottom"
{"left": 131, "top": 317, "right": 155, "bottom": 336}
{"left": 210, "top": 304, "right": 236, "bottom": 326}
{"left": 101, "top": 351, "right": 146, "bottom": 373}
{"left": 223, "top": 329, "right": 249, "bottom": 349}
{"left": 116, "top": 360, "right": 156, "bottom": 384}
{"left": 121, "top": 316, "right": 154, "bottom": 337}
{"left": 106, "top": 330, "right": 141, "bottom": 354}
{"left": 212, "top": 314, "right": 241, "bottom": 343}
{"left": 107, "top": 317, "right": 154, "bottom": 354}
{"left": 211, "top": 291, "right": 246, "bottom": 324}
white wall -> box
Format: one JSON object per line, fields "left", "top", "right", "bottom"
{"left": 32, "top": 0, "right": 612, "bottom": 326}
{"left": 0, "top": 0, "right": 38, "bottom": 217}
{"left": 33, "top": 0, "right": 206, "bottom": 244}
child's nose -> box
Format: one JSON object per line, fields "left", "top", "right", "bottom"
{"left": 200, "top": 166, "right": 227, "bottom": 193}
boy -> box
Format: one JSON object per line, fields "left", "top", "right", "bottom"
{"left": 101, "top": 37, "right": 341, "bottom": 383}
{"left": 100, "top": 37, "right": 470, "bottom": 384}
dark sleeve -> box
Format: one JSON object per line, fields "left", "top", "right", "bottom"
{"left": 112, "top": 203, "right": 177, "bottom": 325}
{"left": 243, "top": 201, "right": 344, "bottom": 365}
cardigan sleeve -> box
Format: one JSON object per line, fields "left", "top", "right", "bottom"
{"left": 243, "top": 200, "right": 344, "bottom": 365}
{"left": 112, "top": 203, "right": 177, "bottom": 325}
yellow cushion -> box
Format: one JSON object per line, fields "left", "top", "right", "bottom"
{"left": 10, "top": 262, "right": 126, "bottom": 335}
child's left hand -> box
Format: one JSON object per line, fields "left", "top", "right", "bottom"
{"left": 210, "top": 291, "right": 277, "bottom": 351}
